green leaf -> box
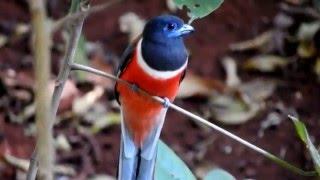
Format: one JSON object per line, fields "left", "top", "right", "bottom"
{"left": 174, "top": 0, "right": 224, "bottom": 22}
{"left": 204, "top": 168, "right": 235, "bottom": 180}
{"left": 289, "top": 115, "right": 308, "bottom": 144}
{"left": 307, "top": 137, "right": 320, "bottom": 175}
{"left": 155, "top": 140, "right": 196, "bottom": 180}
{"left": 289, "top": 115, "right": 320, "bottom": 175}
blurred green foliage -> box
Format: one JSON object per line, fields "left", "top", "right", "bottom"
{"left": 174, "top": 0, "right": 224, "bottom": 22}
{"left": 289, "top": 115, "right": 320, "bottom": 175}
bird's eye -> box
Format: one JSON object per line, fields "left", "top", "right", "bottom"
{"left": 167, "top": 23, "right": 177, "bottom": 31}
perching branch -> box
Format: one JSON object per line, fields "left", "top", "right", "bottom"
{"left": 28, "top": 0, "right": 53, "bottom": 179}
{"left": 71, "top": 62, "right": 317, "bottom": 177}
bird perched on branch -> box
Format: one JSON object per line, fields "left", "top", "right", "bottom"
{"left": 115, "top": 15, "right": 194, "bottom": 180}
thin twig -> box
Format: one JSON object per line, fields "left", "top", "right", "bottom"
{"left": 28, "top": 0, "right": 53, "bottom": 179}
{"left": 52, "top": 0, "right": 123, "bottom": 32}
{"left": 26, "top": 150, "right": 38, "bottom": 180}
{"left": 51, "top": 3, "right": 87, "bottom": 124}
{"left": 71, "top": 62, "right": 317, "bottom": 176}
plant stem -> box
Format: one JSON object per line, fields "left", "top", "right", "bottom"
{"left": 71, "top": 62, "right": 317, "bottom": 177}
{"left": 51, "top": 1, "right": 87, "bottom": 123}
{"left": 26, "top": 150, "right": 37, "bottom": 180}
{"left": 28, "top": 0, "right": 53, "bottom": 179}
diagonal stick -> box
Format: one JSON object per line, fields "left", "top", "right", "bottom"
{"left": 70, "top": 62, "right": 317, "bottom": 177}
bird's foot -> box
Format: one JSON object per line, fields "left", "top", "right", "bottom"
{"left": 131, "top": 83, "right": 139, "bottom": 92}
{"left": 162, "top": 97, "right": 170, "bottom": 108}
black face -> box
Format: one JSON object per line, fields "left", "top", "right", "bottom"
{"left": 141, "top": 15, "right": 194, "bottom": 71}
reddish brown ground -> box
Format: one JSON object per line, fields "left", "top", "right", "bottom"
{"left": 0, "top": 0, "right": 319, "bottom": 179}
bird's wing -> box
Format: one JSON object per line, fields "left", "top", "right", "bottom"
{"left": 179, "top": 69, "right": 186, "bottom": 84}
{"left": 114, "top": 42, "right": 136, "bottom": 104}
{"left": 116, "top": 39, "right": 141, "bottom": 180}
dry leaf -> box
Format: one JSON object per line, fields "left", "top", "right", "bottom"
{"left": 0, "top": 69, "right": 34, "bottom": 88}
{"left": 11, "top": 89, "right": 32, "bottom": 101}
{"left": 297, "top": 41, "right": 316, "bottom": 58}
{"left": 239, "top": 79, "right": 277, "bottom": 101}
{"left": 91, "top": 112, "right": 121, "bottom": 134}
{"left": 72, "top": 86, "right": 104, "bottom": 115}
{"left": 210, "top": 93, "right": 261, "bottom": 125}
{"left": 243, "top": 55, "right": 289, "bottom": 72}
{"left": 258, "top": 112, "right": 282, "bottom": 137}
{"left": 4, "top": 153, "right": 75, "bottom": 176}
{"left": 210, "top": 79, "right": 276, "bottom": 125}
{"left": 222, "top": 57, "right": 241, "bottom": 87}
{"left": 15, "top": 103, "right": 35, "bottom": 124}
{"left": 55, "top": 134, "right": 71, "bottom": 152}
{"left": 14, "top": 23, "right": 30, "bottom": 36}
{"left": 297, "top": 22, "right": 320, "bottom": 41}
{"left": 229, "top": 31, "right": 272, "bottom": 52}
{"left": 0, "top": 34, "right": 8, "bottom": 48}
{"left": 178, "top": 72, "right": 225, "bottom": 98}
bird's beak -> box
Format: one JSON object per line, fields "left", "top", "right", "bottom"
{"left": 179, "top": 24, "right": 195, "bottom": 35}
{"left": 170, "top": 24, "right": 194, "bottom": 37}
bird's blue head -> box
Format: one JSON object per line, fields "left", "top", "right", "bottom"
{"left": 141, "top": 15, "right": 194, "bottom": 71}
{"left": 142, "top": 15, "right": 194, "bottom": 43}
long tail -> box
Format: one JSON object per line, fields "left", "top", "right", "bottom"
{"left": 118, "top": 109, "right": 167, "bottom": 180}
{"left": 118, "top": 142, "right": 157, "bottom": 180}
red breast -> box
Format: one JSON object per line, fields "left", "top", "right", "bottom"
{"left": 117, "top": 48, "right": 184, "bottom": 146}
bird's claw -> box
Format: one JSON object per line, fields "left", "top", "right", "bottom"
{"left": 131, "top": 84, "right": 139, "bottom": 92}
{"left": 162, "top": 97, "right": 170, "bottom": 108}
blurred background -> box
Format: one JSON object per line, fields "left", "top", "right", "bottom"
{"left": 0, "top": 0, "right": 320, "bottom": 179}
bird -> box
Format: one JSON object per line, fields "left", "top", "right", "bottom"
{"left": 115, "top": 15, "right": 194, "bottom": 180}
